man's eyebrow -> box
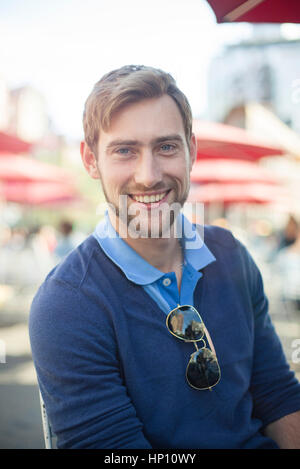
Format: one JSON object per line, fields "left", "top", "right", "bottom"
{"left": 106, "top": 139, "right": 140, "bottom": 150}
{"left": 106, "top": 134, "right": 184, "bottom": 150}
{"left": 151, "top": 134, "right": 184, "bottom": 145}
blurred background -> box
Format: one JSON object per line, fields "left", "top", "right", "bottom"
{"left": 1, "top": 0, "right": 300, "bottom": 448}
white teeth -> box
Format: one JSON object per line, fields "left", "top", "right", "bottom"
{"left": 131, "top": 192, "right": 166, "bottom": 203}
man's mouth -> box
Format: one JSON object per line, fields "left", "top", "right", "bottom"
{"left": 129, "top": 190, "right": 170, "bottom": 205}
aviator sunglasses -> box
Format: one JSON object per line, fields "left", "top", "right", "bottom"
{"left": 166, "top": 305, "right": 221, "bottom": 391}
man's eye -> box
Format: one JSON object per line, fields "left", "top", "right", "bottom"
{"left": 161, "top": 144, "right": 173, "bottom": 151}
{"left": 116, "top": 148, "right": 131, "bottom": 155}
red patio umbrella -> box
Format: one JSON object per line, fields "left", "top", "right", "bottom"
{"left": 0, "top": 154, "right": 80, "bottom": 205}
{"left": 188, "top": 182, "right": 291, "bottom": 205}
{"left": 193, "top": 120, "right": 284, "bottom": 161}
{"left": 206, "top": 0, "right": 300, "bottom": 23}
{"left": 0, "top": 131, "right": 33, "bottom": 154}
{"left": 0, "top": 154, "right": 73, "bottom": 184}
{"left": 0, "top": 180, "right": 80, "bottom": 206}
{"left": 191, "top": 158, "right": 279, "bottom": 184}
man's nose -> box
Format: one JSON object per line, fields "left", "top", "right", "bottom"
{"left": 134, "top": 150, "right": 162, "bottom": 188}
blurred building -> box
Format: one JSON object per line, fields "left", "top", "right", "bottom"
{"left": 8, "top": 86, "right": 49, "bottom": 143}
{"left": 207, "top": 24, "right": 300, "bottom": 133}
{"left": 0, "top": 75, "right": 51, "bottom": 145}
{"left": 0, "top": 75, "right": 72, "bottom": 168}
{"left": 204, "top": 24, "right": 300, "bottom": 224}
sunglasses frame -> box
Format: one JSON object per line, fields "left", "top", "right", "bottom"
{"left": 166, "top": 304, "right": 221, "bottom": 391}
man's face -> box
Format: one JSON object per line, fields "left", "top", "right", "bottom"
{"left": 85, "top": 95, "right": 196, "bottom": 238}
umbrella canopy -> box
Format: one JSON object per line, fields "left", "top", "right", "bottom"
{"left": 190, "top": 159, "right": 279, "bottom": 184}
{"left": 193, "top": 120, "right": 284, "bottom": 161}
{"left": 206, "top": 0, "right": 300, "bottom": 23}
{"left": 0, "top": 131, "right": 32, "bottom": 154}
{"left": 0, "top": 154, "right": 73, "bottom": 184}
{"left": 188, "top": 182, "right": 290, "bottom": 205}
{"left": 0, "top": 154, "right": 79, "bottom": 206}
{"left": 0, "top": 181, "right": 80, "bottom": 206}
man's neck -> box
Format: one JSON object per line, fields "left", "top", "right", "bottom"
{"left": 126, "top": 234, "right": 182, "bottom": 273}
{"left": 108, "top": 211, "right": 183, "bottom": 275}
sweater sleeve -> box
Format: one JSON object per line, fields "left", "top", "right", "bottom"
{"left": 29, "top": 277, "right": 152, "bottom": 449}
{"left": 241, "top": 245, "right": 300, "bottom": 427}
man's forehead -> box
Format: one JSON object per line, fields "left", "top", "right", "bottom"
{"left": 99, "top": 95, "right": 186, "bottom": 144}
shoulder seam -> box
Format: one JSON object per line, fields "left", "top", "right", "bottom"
{"left": 47, "top": 276, "right": 80, "bottom": 294}
{"left": 79, "top": 243, "right": 100, "bottom": 289}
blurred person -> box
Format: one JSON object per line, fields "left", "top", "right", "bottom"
{"left": 54, "top": 220, "right": 76, "bottom": 260}
{"left": 0, "top": 224, "right": 12, "bottom": 248}
{"left": 0, "top": 226, "right": 29, "bottom": 285}
{"left": 277, "top": 214, "right": 298, "bottom": 251}
{"left": 23, "top": 225, "right": 57, "bottom": 286}
{"left": 275, "top": 219, "right": 300, "bottom": 313}
{"left": 7, "top": 227, "right": 27, "bottom": 251}
{"left": 29, "top": 65, "right": 300, "bottom": 450}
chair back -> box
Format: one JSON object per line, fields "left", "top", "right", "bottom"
{"left": 39, "top": 390, "right": 53, "bottom": 449}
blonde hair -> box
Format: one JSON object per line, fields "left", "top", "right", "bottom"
{"left": 83, "top": 65, "right": 193, "bottom": 156}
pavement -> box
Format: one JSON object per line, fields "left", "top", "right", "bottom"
{"left": 0, "top": 267, "right": 299, "bottom": 450}
{"left": 0, "top": 285, "right": 44, "bottom": 449}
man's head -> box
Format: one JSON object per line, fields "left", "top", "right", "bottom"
{"left": 82, "top": 65, "right": 193, "bottom": 157}
{"left": 80, "top": 65, "right": 197, "bottom": 238}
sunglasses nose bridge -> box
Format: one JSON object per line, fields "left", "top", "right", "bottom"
{"left": 192, "top": 339, "right": 206, "bottom": 351}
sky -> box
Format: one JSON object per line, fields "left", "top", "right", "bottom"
{"left": 0, "top": 0, "right": 254, "bottom": 140}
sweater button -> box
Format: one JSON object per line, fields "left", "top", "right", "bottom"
{"left": 162, "top": 278, "right": 171, "bottom": 287}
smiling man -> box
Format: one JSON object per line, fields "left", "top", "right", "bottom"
{"left": 29, "top": 65, "right": 300, "bottom": 449}
{"left": 81, "top": 85, "right": 196, "bottom": 283}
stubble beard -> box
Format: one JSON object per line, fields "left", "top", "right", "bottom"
{"left": 100, "top": 177, "right": 190, "bottom": 239}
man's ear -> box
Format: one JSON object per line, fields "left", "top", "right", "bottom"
{"left": 80, "top": 141, "right": 100, "bottom": 179}
{"left": 189, "top": 133, "right": 197, "bottom": 171}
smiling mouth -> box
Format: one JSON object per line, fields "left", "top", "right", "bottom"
{"left": 129, "top": 190, "right": 170, "bottom": 204}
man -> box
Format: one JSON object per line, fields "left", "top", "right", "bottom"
{"left": 29, "top": 65, "right": 300, "bottom": 449}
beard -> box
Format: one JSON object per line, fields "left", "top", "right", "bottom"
{"left": 100, "top": 176, "right": 190, "bottom": 239}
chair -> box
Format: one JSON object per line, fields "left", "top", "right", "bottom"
{"left": 39, "top": 390, "right": 54, "bottom": 449}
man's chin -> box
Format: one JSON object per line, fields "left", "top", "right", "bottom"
{"left": 106, "top": 193, "right": 187, "bottom": 239}
{"left": 125, "top": 207, "right": 180, "bottom": 239}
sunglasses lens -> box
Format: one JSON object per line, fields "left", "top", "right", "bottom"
{"left": 167, "top": 306, "right": 204, "bottom": 341}
{"left": 186, "top": 348, "right": 220, "bottom": 390}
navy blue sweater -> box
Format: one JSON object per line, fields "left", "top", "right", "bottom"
{"left": 29, "top": 225, "right": 300, "bottom": 449}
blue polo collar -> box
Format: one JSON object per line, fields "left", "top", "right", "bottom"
{"left": 93, "top": 211, "right": 216, "bottom": 285}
